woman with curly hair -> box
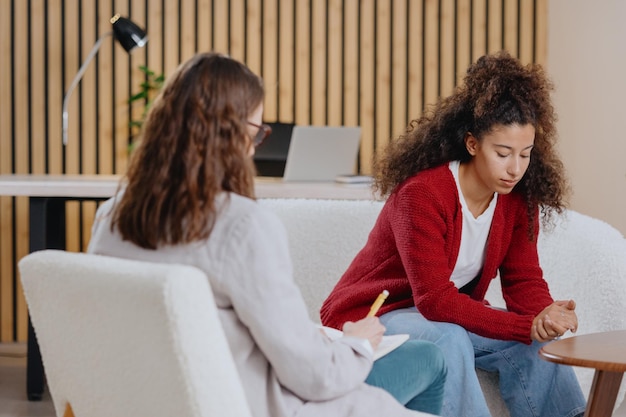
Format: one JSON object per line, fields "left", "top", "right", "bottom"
{"left": 321, "top": 51, "right": 586, "bottom": 417}
{"left": 87, "top": 52, "right": 446, "bottom": 417}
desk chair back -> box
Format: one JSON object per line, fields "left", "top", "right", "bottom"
{"left": 19, "top": 250, "right": 252, "bottom": 417}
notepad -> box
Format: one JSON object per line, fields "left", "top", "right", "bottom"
{"left": 319, "top": 325, "right": 410, "bottom": 361}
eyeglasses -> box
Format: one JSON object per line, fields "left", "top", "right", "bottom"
{"left": 247, "top": 121, "right": 272, "bottom": 147}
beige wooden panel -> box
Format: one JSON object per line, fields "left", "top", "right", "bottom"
{"left": 197, "top": 0, "right": 213, "bottom": 53}
{"left": 456, "top": 0, "right": 472, "bottom": 86}
{"left": 0, "top": 0, "right": 13, "bottom": 342}
{"left": 163, "top": 0, "right": 180, "bottom": 75}
{"left": 246, "top": 0, "right": 262, "bottom": 78}
{"left": 15, "top": 194, "right": 29, "bottom": 342}
{"left": 310, "top": 0, "right": 326, "bottom": 125}
{"left": 519, "top": 0, "right": 535, "bottom": 64}
{"left": 375, "top": 0, "right": 391, "bottom": 155}
{"left": 14, "top": 0, "right": 30, "bottom": 341}
{"left": 343, "top": 0, "right": 359, "bottom": 129}
{"left": 359, "top": 0, "right": 375, "bottom": 173}
{"left": 326, "top": 0, "right": 343, "bottom": 127}
{"left": 48, "top": 0, "right": 64, "bottom": 174}
{"left": 230, "top": 0, "right": 246, "bottom": 62}
{"left": 535, "top": 0, "right": 548, "bottom": 65}
{"left": 64, "top": 0, "right": 80, "bottom": 175}
{"left": 0, "top": 0, "right": 10, "bottom": 169}
{"left": 180, "top": 0, "right": 197, "bottom": 62}
{"left": 82, "top": 201, "right": 97, "bottom": 250}
{"left": 97, "top": 0, "right": 114, "bottom": 175}
{"left": 31, "top": 0, "right": 46, "bottom": 175}
{"left": 472, "top": 0, "right": 487, "bottom": 61}
{"left": 294, "top": 0, "right": 310, "bottom": 125}
{"left": 504, "top": 0, "right": 518, "bottom": 55}
{"left": 423, "top": 0, "right": 439, "bottom": 107}
{"left": 146, "top": 0, "right": 164, "bottom": 79}
{"left": 213, "top": 0, "right": 229, "bottom": 54}
{"left": 0, "top": 193, "right": 12, "bottom": 342}
{"left": 488, "top": 0, "right": 503, "bottom": 53}
{"left": 277, "top": 0, "right": 295, "bottom": 122}
{"left": 391, "top": 0, "right": 408, "bottom": 141}
{"left": 81, "top": 2, "right": 97, "bottom": 177}
{"left": 262, "top": 0, "right": 279, "bottom": 122}
{"left": 440, "top": 0, "right": 455, "bottom": 98}
{"left": 407, "top": 0, "right": 424, "bottom": 126}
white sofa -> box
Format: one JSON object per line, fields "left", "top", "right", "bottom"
{"left": 258, "top": 198, "right": 626, "bottom": 416}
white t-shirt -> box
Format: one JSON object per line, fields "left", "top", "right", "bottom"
{"left": 448, "top": 160, "right": 497, "bottom": 289}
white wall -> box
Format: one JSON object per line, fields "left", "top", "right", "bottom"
{"left": 548, "top": 0, "right": 626, "bottom": 236}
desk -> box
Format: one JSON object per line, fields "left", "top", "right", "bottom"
{"left": 539, "top": 330, "right": 626, "bottom": 417}
{"left": 0, "top": 174, "right": 376, "bottom": 400}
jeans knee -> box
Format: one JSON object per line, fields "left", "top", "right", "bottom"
{"left": 440, "top": 322, "right": 472, "bottom": 347}
{"left": 396, "top": 340, "right": 447, "bottom": 381}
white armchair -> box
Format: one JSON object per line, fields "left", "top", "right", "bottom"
{"left": 19, "top": 250, "right": 252, "bottom": 417}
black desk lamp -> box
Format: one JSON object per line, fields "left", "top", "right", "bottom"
{"left": 62, "top": 14, "right": 148, "bottom": 146}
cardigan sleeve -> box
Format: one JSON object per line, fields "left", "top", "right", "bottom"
{"left": 222, "top": 206, "right": 374, "bottom": 401}
{"left": 497, "top": 203, "right": 554, "bottom": 316}
{"left": 389, "top": 180, "right": 539, "bottom": 343}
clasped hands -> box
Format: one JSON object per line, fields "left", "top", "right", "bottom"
{"left": 531, "top": 299, "right": 578, "bottom": 342}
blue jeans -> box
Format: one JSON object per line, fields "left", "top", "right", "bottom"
{"left": 380, "top": 307, "right": 586, "bottom": 417}
{"left": 366, "top": 339, "right": 447, "bottom": 415}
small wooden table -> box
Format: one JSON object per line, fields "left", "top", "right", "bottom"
{"left": 539, "top": 330, "right": 626, "bottom": 417}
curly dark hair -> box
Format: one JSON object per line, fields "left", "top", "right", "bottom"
{"left": 374, "top": 51, "right": 569, "bottom": 229}
{"left": 112, "top": 52, "right": 264, "bottom": 249}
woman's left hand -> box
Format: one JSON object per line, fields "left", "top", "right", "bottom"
{"left": 531, "top": 299, "right": 578, "bottom": 342}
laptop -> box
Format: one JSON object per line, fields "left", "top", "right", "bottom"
{"left": 282, "top": 126, "right": 361, "bottom": 182}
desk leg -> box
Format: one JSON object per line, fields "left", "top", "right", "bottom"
{"left": 26, "top": 197, "right": 66, "bottom": 401}
{"left": 584, "top": 370, "right": 624, "bottom": 417}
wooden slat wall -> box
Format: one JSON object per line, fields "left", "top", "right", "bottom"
{"left": 0, "top": 0, "right": 547, "bottom": 342}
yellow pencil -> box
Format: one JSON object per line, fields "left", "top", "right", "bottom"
{"left": 366, "top": 290, "right": 389, "bottom": 317}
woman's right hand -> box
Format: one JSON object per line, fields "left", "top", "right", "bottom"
{"left": 342, "top": 317, "right": 386, "bottom": 350}
{"left": 531, "top": 300, "right": 578, "bottom": 342}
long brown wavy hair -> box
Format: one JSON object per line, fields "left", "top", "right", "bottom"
{"left": 374, "top": 51, "right": 569, "bottom": 229}
{"left": 111, "top": 52, "right": 264, "bottom": 249}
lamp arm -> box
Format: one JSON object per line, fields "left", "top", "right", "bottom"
{"left": 62, "top": 31, "right": 113, "bottom": 146}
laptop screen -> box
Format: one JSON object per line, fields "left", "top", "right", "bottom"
{"left": 282, "top": 126, "right": 361, "bottom": 182}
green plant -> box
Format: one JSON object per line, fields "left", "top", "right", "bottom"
{"left": 128, "top": 65, "right": 165, "bottom": 151}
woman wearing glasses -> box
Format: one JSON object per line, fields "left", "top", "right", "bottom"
{"left": 87, "top": 52, "right": 445, "bottom": 417}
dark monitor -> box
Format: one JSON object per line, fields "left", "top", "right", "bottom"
{"left": 254, "top": 122, "right": 295, "bottom": 177}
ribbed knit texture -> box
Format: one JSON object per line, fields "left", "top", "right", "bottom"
{"left": 321, "top": 165, "right": 553, "bottom": 344}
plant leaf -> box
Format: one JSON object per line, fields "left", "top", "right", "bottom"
{"left": 128, "top": 91, "right": 148, "bottom": 102}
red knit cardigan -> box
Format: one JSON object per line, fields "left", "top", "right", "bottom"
{"left": 320, "top": 164, "right": 554, "bottom": 344}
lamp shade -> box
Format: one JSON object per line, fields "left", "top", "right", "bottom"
{"left": 111, "top": 14, "right": 148, "bottom": 52}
